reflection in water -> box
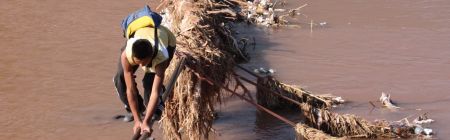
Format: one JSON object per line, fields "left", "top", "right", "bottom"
{"left": 254, "top": 109, "right": 302, "bottom": 140}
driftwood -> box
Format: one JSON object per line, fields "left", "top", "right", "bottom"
{"left": 295, "top": 123, "right": 344, "bottom": 140}
{"left": 257, "top": 76, "right": 434, "bottom": 139}
{"left": 257, "top": 76, "right": 343, "bottom": 110}
{"left": 301, "top": 103, "right": 380, "bottom": 138}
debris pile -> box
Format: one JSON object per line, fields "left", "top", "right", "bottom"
{"left": 257, "top": 76, "right": 435, "bottom": 139}
{"left": 221, "top": 0, "right": 308, "bottom": 27}
{"left": 245, "top": 0, "right": 281, "bottom": 26}
{"left": 157, "top": 0, "right": 250, "bottom": 139}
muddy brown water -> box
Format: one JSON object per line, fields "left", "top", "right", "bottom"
{"left": 1, "top": 0, "right": 449, "bottom": 139}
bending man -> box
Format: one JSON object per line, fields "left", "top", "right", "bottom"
{"left": 113, "top": 25, "right": 176, "bottom": 134}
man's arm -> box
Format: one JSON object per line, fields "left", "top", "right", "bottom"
{"left": 121, "top": 51, "right": 142, "bottom": 133}
{"left": 141, "top": 60, "right": 169, "bottom": 130}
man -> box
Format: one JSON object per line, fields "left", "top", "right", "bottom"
{"left": 113, "top": 25, "right": 176, "bottom": 134}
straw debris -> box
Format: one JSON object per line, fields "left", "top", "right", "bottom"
{"left": 257, "top": 76, "right": 343, "bottom": 109}
{"left": 295, "top": 123, "right": 344, "bottom": 140}
{"left": 158, "top": 0, "right": 249, "bottom": 139}
{"left": 257, "top": 76, "right": 435, "bottom": 139}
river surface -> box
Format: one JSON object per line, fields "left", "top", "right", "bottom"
{"left": 1, "top": 0, "right": 449, "bottom": 139}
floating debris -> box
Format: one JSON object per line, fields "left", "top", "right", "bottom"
{"left": 392, "top": 117, "right": 434, "bottom": 137}
{"left": 333, "top": 97, "right": 345, "bottom": 103}
{"left": 414, "top": 125, "right": 433, "bottom": 136}
{"left": 257, "top": 77, "right": 435, "bottom": 139}
{"left": 318, "top": 21, "right": 328, "bottom": 27}
{"left": 413, "top": 113, "right": 434, "bottom": 124}
{"left": 253, "top": 67, "right": 275, "bottom": 75}
{"left": 243, "top": 0, "right": 309, "bottom": 26}
{"left": 423, "top": 128, "right": 433, "bottom": 135}
{"left": 379, "top": 92, "right": 400, "bottom": 109}
{"left": 318, "top": 94, "right": 345, "bottom": 106}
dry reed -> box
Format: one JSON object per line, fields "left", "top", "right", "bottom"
{"left": 158, "top": 0, "right": 248, "bottom": 139}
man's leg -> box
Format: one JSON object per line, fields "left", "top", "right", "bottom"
{"left": 142, "top": 73, "right": 154, "bottom": 107}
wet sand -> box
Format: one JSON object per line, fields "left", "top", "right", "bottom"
{"left": 1, "top": 0, "right": 449, "bottom": 139}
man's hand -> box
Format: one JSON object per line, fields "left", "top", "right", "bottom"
{"left": 133, "top": 121, "right": 142, "bottom": 134}
{"left": 140, "top": 122, "right": 152, "bottom": 134}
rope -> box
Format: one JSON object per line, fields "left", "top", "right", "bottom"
{"left": 187, "top": 65, "right": 296, "bottom": 127}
